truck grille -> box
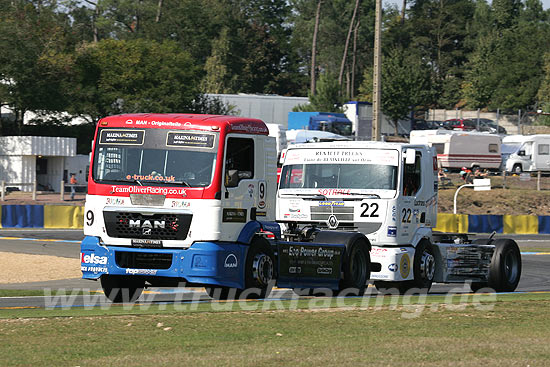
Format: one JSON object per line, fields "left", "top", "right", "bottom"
{"left": 115, "top": 251, "right": 173, "bottom": 269}
{"left": 104, "top": 211, "right": 192, "bottom": 240}
{"left": 310, "top": 206, "right": 354, "bottom": 222}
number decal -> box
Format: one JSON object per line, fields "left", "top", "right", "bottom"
{"left": 360, "top": 203, "right": 379, "bottom": 217}
{"left": 259, "top": 182, "right": 265, "bottom": 200}
{"left": 401, "top": 208, "right": 412, "bottom": 223}
{"left": 86, "top": 210, "right": 94, "bottom": 226}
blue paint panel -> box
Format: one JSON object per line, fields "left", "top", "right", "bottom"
{"left": 467, "top": 215, "right": 503, "bottom": 234}
{"left": 1, "top": 205, "right": 44, "bottom": 228}
{"left": 538, "top": 216, "right": 550, "bottom": 234}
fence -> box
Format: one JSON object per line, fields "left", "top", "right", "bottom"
{"left": 1, "top": 180, "right": 87, "bottom": 201}
{"left": 439, "top": 172, "right": 550, "bottom": 191}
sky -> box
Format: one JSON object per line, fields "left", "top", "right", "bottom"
{"left": 383, "top": 0, "right": 550, "bottom": 11}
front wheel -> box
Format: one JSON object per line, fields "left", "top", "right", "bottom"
{"left": 100, "top": 275, "right": 144, "bottom": 303}
{"left": 513, "top": 164, "right": 522, "bottom": 174}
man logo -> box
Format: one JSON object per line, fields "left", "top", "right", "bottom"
{"left": 224, "top": 254, "right": 238, "bottom": 268}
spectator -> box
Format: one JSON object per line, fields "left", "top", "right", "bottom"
{"left": 70, "top": 173, "right": 77, "bottom": 200}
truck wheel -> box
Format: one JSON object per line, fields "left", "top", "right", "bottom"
{"left": 243, "top": 237, "right": 276, "bottom": 299}
{"left": 488, "top": 239, "right": 522, "bottom": 292}
{"left": 338, "top": 238, "right": 371, "bottom": 296}
{"left": 207, "top": 237, "right": 275, "bottom": 300}
{"left": 375, "top": 240, "right": 435, "bottom": 294}
{"left": 100, "top": 275, "right": 144, "bottom": 303}
{"left": 513, "top": 164, "right": 522, "bottom": 174}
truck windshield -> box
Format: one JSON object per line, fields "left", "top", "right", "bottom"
{"left": 92, "top": 128, "right": 218, "bottom": 187}
{"left": 279, "top": 163, "right": 397, "bottom": 190}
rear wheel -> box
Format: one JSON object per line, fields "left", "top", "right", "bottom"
{"left": 338, "top": 239, "right": 371, "bottom": 296}
{"left": 101, "top": 275, "right": 144, "bottom": 303}
{"left": 470, "top": 238, "right": 521, "bottom": 292}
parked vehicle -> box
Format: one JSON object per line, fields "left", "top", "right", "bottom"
{"left": 476, "top": 119, "right": 507, "bottom": 135}
{"left": 410, "top": 130, "right": 501, "bottom": 171}
{"left": 441, "top": 118, "right": 477, "bottom": 131}
{"left": 503, "top": 134, "right": 550, "bottom": 173}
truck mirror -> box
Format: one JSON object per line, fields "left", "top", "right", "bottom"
{"left": 518, "top": 150, "right": 525, "bottom": 156}
{"left": 405, "top": 148, "right": 416, "bottom": 165}
{"left": 225, "top": 169, "right": 240, "bottom": 187}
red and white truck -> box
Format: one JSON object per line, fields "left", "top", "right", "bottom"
{"left": 81, "top": 114, "right": 371, "bottom": 301}
{"left": 277, "top": 140, "right": 521, "bottom": 293}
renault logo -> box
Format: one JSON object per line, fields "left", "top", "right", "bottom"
{"left": 327, "top": 215, "right": 339, "bottom": 229}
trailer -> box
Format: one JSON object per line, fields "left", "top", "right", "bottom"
{"left": 277, "top": 141, "right": 521, "bottom": 293}
{"left": 80, "top": 114, "right": 371, "bottom": 302}
{"left": 409, "top": 130, "right": 501, "bottom": 171}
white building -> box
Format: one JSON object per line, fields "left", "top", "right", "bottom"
{"left": 0, "top": 136, "right": 89, "bottom": 192}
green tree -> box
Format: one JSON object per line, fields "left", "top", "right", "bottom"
{"left": 64, "top": 39, "right": 200, "bottom": 121}
{"left": 0, "top": 0, "right": 73, "bottom": 132}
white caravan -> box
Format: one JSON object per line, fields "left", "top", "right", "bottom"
{"left": 503, "top": 134, "right": 550, "bottom": 173}
{"left": 409, "top": 130, "right": 501, "bottom": 170}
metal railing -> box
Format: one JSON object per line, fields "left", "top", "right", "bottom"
{"left": 0, "top": 181, "right": 38, "bottom": 201}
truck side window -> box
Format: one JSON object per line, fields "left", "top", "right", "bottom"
{"left": 539, "top": 144, "right": 549, "bottom": 155}
{"left": 225, "top": 137, "right": 254, "bottom": 186}
{"left": 403, "top": 153, "right": 421, "bottom": 196}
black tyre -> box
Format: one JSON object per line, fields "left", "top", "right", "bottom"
{"left": 513, "top": 164, "right": 522, "bottom": 174}
{"left": 338, "top": 238, "right": 371, "bottom": 296}
{"left": 488, "top": 239, "right": 522, "bottom": 292}
{"left": 206, "top": 237, "right": 276, "bottom": 300}
{"left": 314, "top": 231, "right": 371, "bottom": 297}
{"left": 375, "top": 241, "right": 435, "bottom": 295}
{"left": 101, "top": 275, "right": 144, "bottom": 303}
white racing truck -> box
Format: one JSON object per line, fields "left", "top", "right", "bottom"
{"left": 81, "top": 114, "right": 372, "bottom": 302}
{"left": 277, "top": 141, "right": 522, "bottom": 293}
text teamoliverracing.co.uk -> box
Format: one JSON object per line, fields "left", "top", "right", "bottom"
{"left": 110, "top": 186, "right": 186, "bottom": 195}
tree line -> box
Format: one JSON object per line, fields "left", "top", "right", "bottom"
{"left": 2, "top": 0, "right": 550, "bottom": 149}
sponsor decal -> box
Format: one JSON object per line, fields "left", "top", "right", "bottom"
{"left": 222, "top": 208, "right": 247, "bottom": 223}
{"left": 288, "top": 246, "right": 337, "bottom": 259}
{"left": 248, "top": 184, "right": 254, "bottom": 198}
{"left": 317, "top": 267, "right": 333, "bottom": 275}
{"left": 256, "top": 211, "right": 267, "bottom": 217}
{"left": 131, "top": 239, "right": 163, "bottom": 248}
{"left": 166, "top": 132, "right": 215, "bottom": 148}
{"left": 125, "top": 268, "right": 158, "bottom": 275}
{"left": 387, "top": 226, "right": 397, "bottom": 237}
{"left": 285, "top": 148, "right": 399, "bottom": 165}
{"left": 289, "top": 208, "right": 301, "bottom": 213}
{"left": 318, "top": 188, "right": 351, "bottom": 196}
{"left": 400, "top": 253, "right": 411, "bottom": 278}
{"left": 388, "top": 263, "right": 398, "bottom": 272}
{"left": 106, "top": 197, "right": 125, "bottom": 205}
{"left": 224, "top": 254, "right": 238, "bottom": 268}
{"left": 125, "top": 119, "right": 133, "bottom": 125}
{"left": 81, "top": 266, "right": 107, "bottom": 273}
{"left": 288, "top": 266, "right": 302, "bottom": 274}
{"left": 110, "top": 186, "right": 186, "bottom": 196}
{"left": 99, "top": 129, "right": 145, "bottom": 145}
{"left": 258, "top": 200, "right": 266, "bottom": 209}
{"left": 81, "top": 253, "right": 108, "bottom": 265}
{"left": 171, "top": 200, "right": 191, "bottom": 208}
{"left": 391, "top": 205, "right": 397, "bottom": 222}
{"left": 126, "top": 173, "right": 175, "bottom": 182}
{"left": 318, "top": 201, "right": 345, "bottom": 207}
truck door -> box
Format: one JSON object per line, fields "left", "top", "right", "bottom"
{"left": 534, "top": 141, "right": 550, "bottom": 171}
{"left": 220, "top": 136, "right": 259, "bottom": 241}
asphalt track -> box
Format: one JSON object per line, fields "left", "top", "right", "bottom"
{"left": 1, "top": 229, "right": 549, "bottom": 310}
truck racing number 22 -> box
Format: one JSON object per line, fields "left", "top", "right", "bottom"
{"left": 360, "top": 203, "right": 379, "bottom": 217}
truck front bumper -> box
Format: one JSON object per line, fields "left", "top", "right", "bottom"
{"left": 80, "top": 236, "right": 247, "bottom": 289}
